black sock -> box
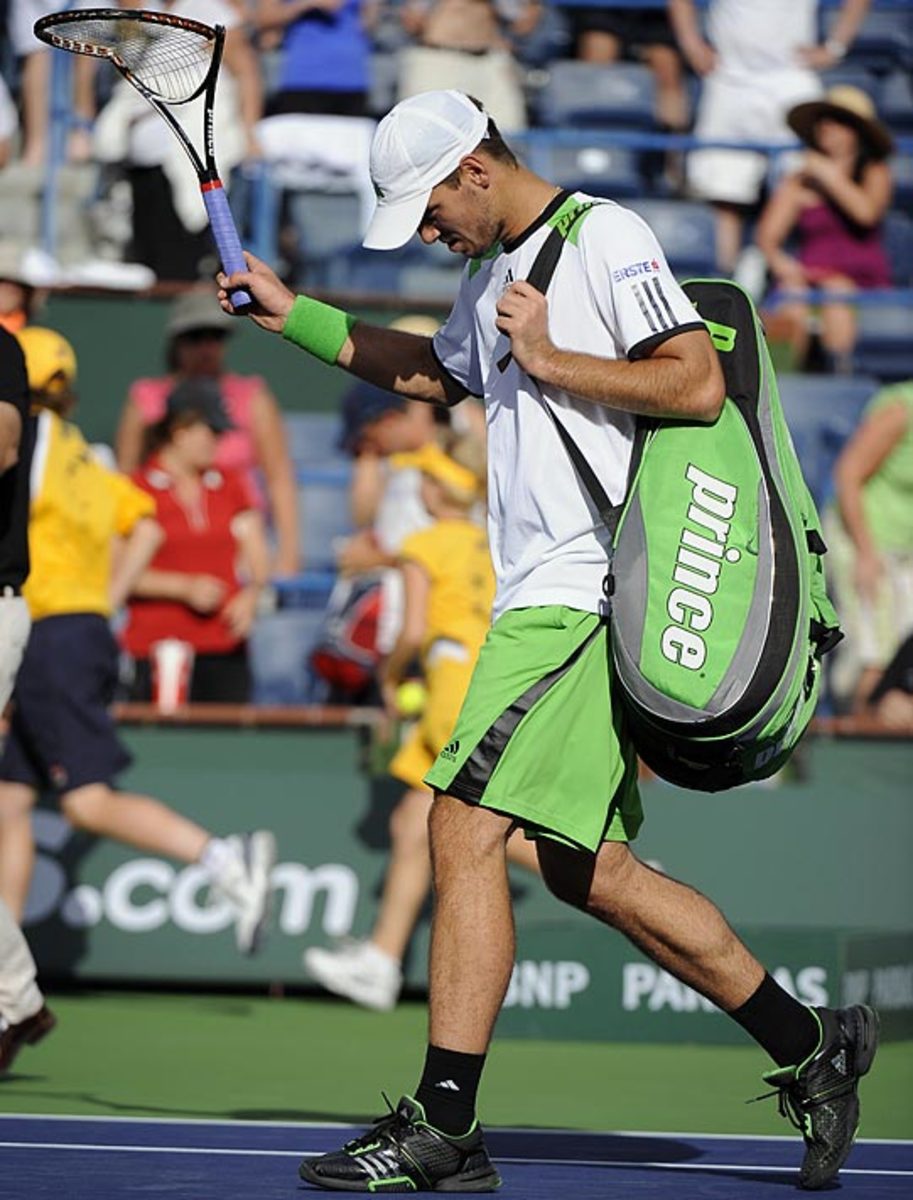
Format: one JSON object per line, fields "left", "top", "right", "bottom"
{"left": 729, "top": 973, "right": 821, "bottom": 1068}
{"left": 414, "top": 1044, "right": 486, "bottom": 1135}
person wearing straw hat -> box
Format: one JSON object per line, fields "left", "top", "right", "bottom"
{"left": 218, "top": 89, "right": 878, "bottom": 1194}
{"left": 756, "top": 84, "right": 894, "bottom": 373}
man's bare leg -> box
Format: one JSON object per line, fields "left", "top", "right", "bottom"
{"left": 427, "top": 794, "right": 516, "bottom": 1053}
{"left": 539, "top": 838, "right": 763, "bottom": 1009}
{"left": 60, "top": 784, "right": 210, "bottom": 862}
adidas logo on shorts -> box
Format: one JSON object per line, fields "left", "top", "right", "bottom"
{"left": 440, "top": 740, "right": 460, "bottom": 760}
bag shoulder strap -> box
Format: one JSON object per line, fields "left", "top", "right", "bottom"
{"left": 500, "top": 196, "right": 627, "bottom": 538}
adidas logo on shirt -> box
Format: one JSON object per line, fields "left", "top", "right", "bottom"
{"left": 435, "top": 1079, "right": 460, "bottom": 1091}
{"left": 440, "top": 740, "right": 460, "bottom": 760}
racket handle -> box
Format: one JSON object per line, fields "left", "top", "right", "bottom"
{"left": 202, "top": 180, "right": 252, "bottom": 311}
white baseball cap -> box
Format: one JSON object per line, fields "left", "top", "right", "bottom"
{"left": 363, "top": 91, "right": 490, "bottom": 251}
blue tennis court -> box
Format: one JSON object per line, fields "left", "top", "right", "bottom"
{"left": 1, "top": 1115, "right": 910, "bottom": 1197}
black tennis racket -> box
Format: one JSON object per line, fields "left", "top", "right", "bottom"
{"left": 35, "top": 7, "right": 252, "bottom": 310}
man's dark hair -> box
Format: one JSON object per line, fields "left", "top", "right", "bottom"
{"left": 439, "top": 95, "right": 518, "bottom": 187}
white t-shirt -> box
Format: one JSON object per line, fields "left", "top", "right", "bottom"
{"left": 707, "top": 0, "right": 818, "bottom": 79}
{"left": 433, "top": 192, "right": 704, "bottom": 621}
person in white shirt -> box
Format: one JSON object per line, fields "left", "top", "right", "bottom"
{"left": 217, "top": 90, "right": 878, "bottom": 1194}
{"left": 668, "top": 0, "right": 872, "bottom": 272}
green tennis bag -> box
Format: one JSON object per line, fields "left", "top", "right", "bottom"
{"left": 608, "top": 280, "right": 843, "bottom": 790}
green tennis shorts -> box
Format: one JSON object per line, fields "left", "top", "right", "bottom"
{"left": 424, "top": 606, "right": 642, "bottom": 852}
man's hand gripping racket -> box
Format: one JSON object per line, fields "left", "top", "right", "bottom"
{"left": 35, "top": 7, "right": 251, "bottom": 311}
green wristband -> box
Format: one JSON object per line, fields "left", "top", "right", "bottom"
{"left": 281, "top": 294, "right": 358, "bottom": 365}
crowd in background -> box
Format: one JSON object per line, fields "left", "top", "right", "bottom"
{"left": 0, "top": 0, "right": 911, "bottom": 731}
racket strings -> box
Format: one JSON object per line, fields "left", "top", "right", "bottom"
{"left": 43, "top": 17, "right": 213, "bottom": 103}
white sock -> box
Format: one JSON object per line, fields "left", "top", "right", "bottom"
{"left": 364, "top": 942, "right": 401, "bottom": 971}
{"left": 200, "top": 837, "right": 237, "bottom": 881}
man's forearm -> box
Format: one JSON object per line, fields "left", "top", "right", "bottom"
{"left": 532, "top": 334, "right": 724, "bottom": 422}
{"left": 281, "top": 296, "right": 461, "bottom": 404}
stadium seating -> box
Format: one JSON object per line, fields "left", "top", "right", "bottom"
{"left": 285, "top": 190, "right": 363, "bottom": 270}
{"left": 883, "top": 209, "right": 913, "bottom": 287}
{"left": 283, "top": 412, "right": 347, "bottom": 466}
{"left": 626, "top": 199, "right": 718, "bottom": 277}
{"left": 880, "top": 70, "right": 913, "bottom": 134}
{"left": 851, "top": 303, "right": 913, "bottom": 382}
{"left": 823, "top": 8, "right": 913, "bottom": 72}
{"left": 250, "top": 607, "right": 329, "bottom": 704}
{"left": 535, "top": 61, "right": 657, "bottom": 130}
{"left": 512, "top": 137, "right": 643, "bottom": 198}
{"left": 778, "top": 374, "right": 879, "bottom": 510}
{"left": 322, "top": 239, "right": 462, "bottom": 300}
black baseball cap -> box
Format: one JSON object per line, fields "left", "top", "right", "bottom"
{"left": 337, "top": 381, "right": 407, "bottom": 453}
{"left": 165, "top": 378, "right": 234, "bottom": 432}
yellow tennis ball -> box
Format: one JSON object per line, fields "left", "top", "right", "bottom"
{"left": 396, "top": 680, "right": 427, "bottom": 717}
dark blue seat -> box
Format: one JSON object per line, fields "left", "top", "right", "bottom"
{"left": 819, "top": 64, "right": 881, "bottom": 103}
{"left": 852, "top": 303, "right": 913, "bottom": 381}
{"left": 297, "top": 466, "right": 354, "bottom": 571}
{"left": 883, "top": 209, "right": 913, "bottom": 287}
{"left": 250, "top": 606, "right": 330, "bottom": 704}
{"left": 284, "top": 412, "right": 348, "bottom": 467}
{"left": 536, "top": 62, "right": 657, "bottom": 129}
{"left": 324, "top": 240, "right": 462, "bottom": 301}
{"left": 825, "top": 9, "right": 913, "bottom": 72}
{"left": 777, "top": 374, "right": 878, "bottom": 509}
{"left": 626, "top": 199, "right": 718, "bottom": 276}
{"left": 880, "top": 70, "right": 913, "bottom": 134}
{"left": 522, "top": 140, "right": 643, "bottom": 198}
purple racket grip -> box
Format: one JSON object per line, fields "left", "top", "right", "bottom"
{"left": 201, "top": 181, "right": 252, "bottom": 310}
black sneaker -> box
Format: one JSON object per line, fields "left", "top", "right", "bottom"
{"left": 299, "top": 1095, "right": 501, "bottom": 1192}
{"left": 0, "top": 1004, "right": 57, "bottom": 1074}
{"left": 760, "top": 1005, "right": 879, "bottom": 1190}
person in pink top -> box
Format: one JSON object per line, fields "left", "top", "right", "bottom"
{"left": 114, "top": 289, "right": 300, "bottom": 575}
{"left": 755, "top": 85, "right": 894, "bottom": 373}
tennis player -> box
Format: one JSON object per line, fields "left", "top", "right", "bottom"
{"left": 219, "top": 90, "right": 878, "bottom": 1192}
{"left": 0, "top": 328, "right": 275, "bottom": 957}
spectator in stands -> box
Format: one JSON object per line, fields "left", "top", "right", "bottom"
{"left": 0, "top": 326, "right": 55, "bottom": 1077}
{"left": 825, "top": 378, "right": 913, "bottom": 713}
{"left": 0, "top": 327, "right": 275, "bottom": 954}
{"left": 865, "top": 634, "right": 913, "bottom": 733}
{"left": 122, "top": 378, "right": 271, "bottom": 704}
{"left": 397, "top": 0, "right": 535, "bottom": 130}
{"left": 568, "top": 5, "right": 689, "bottom": 134}
{"left": 115, "top": 290, "right": 300, "bottom": 575}
{"left": 0, "top": 242, "right": 44, "bottom": 336}
{"left": 0, "top": 75, "right": 16, "bottom": 170}
{"left": 755, "top": 86, "right": 893, "bottom": 373}
{"left": 668, "top": 0, "right": 872, "bottom": 273}
{"left": 305, "top": 437, "right": 538, "bottom": 1010}
{"left": 256, "top": 0, "right": 376, "bottom": 117}
{"left": 92, "top": 0, "right": 262, "bottom": 281}
{"left": 6, "top": 0, "right": 97, "bottom": 168}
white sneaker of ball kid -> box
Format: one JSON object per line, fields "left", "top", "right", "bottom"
{"left": 304, "top": 940, "right": 403, "bottom": 1011}
{"left": 209, "top": 831, "right": 277, "bottom": 955}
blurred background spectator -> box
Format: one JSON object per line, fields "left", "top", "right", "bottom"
{"left": 825, "top": 377, "right": 913, "bottom": 714}
{"left": 569, "top": 4, "right": 688, "bottom": 133}
{"left": 122, "top": 378, "right": 271, "bottom": 705}
{"left": 396, "top": 0, "right": 537, "bottom": 130}
{"left": 865, "top": 632, "right": 913, "bottom": 731}
{"left": 305, "top": 435, "right": 538, "bottom": 1010}
{"left": 7, "top": 0, "right": 97, "bottom": 170}
{"left": 755, "top": 85, "right": 893, "bottom": 372}
{"left": 0, "top": 325, "right": 275, "bottom": 959}
{"left": 0, "top": 241, "right": 46, "bottom": 335}
{"left": 91, "top": 0, "right": 263, "bottom": 282}
{"left": 669, "top": 0, "right": 873, "bottom": 273}
{"left": 256, "top": 0, "right": 377, "bottom": 117}
{"left": 114, "top": 290, "right": 300, "bottom": 577}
